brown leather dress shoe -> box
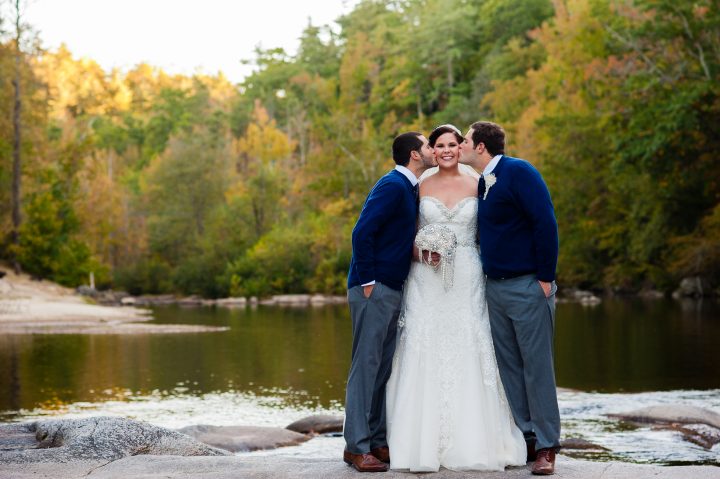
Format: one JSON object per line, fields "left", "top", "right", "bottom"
{"left": 531, "top": 448, "right": 556, "bottom": 475}
{"left": 371, "top": 446, "right": 390, "bottom": 463}
{"left": 344, "top": 450, "right": 389, "bottom": 472}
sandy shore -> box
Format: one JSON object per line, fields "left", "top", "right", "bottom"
{"left": 0, "top": 269, "right": 227, "bottom": 334}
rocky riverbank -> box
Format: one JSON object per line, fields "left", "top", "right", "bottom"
{"left": 79, "top": 278, "right": 717, "bottom": 311}
{"left": 80, "top": 289, "right": 348, "bottom": 308}
{"left": 1, "top": 411, "right": 718, "bottom": 479}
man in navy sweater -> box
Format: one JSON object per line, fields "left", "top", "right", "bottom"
{"left": 343, "top": 132, "right": 434, "bottom": 472}
{"left": 460, "top": 121, "right": 560, "bottom": 475}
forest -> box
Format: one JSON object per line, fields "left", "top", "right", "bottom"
{"left": 0, "top": 0, "right": 718, "bottom": 297}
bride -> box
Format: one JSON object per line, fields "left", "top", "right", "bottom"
{"left": 385, "top": 124, "right": 526, "bottom": 471}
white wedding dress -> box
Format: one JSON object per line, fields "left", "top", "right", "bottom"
{"left": 385, "top": 196, "right": 526, "bottom": 472}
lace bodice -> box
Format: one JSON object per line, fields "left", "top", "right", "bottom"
{"left": 418, "top": 197, "right": 478, "bottom": 247}
{"left": 398, "top": 194, "right": 496, "bottom": 390}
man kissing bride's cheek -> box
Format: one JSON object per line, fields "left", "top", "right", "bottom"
{"left": 344, "top": 122, "right": 560, "bottom": 475}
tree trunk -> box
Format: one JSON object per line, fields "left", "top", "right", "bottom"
{"left": 11, "top": 0, "right": 23, "bottom": 274}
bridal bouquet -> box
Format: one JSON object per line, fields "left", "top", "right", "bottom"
{"left": 415, "top": 224, "right": 457, "bottom": 291}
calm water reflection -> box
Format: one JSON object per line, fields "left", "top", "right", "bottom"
{"left": 1, "top": 298, "right": 719, "bottom": 415}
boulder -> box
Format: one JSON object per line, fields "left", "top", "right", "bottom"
{"left": 663, "top": 423, "right": 720, "bottom": 450}
{"left": 286, "top": 415, "right": 344, "bottom": 435}
{"left": 564, "top": 288, "right": 602, "bottom": 305}
{"left": 607, "top": 404, "right": 720, "bottom": 429}
{"left": 0, "top": 417, "right": 229, "bottom": 464}
{"left": 179, "top": 425, "right": 310, "bottom": 452}
{"left": 560, "top": 437, "right": 609, "bottom": 451}
{"left": 215, "top": 297, "right": 248, "bottom": 307}
{"left": 76, "top": 285, "right": 98, "bottom": 297}
{"left": 120, "top": 296, "right": 137, "bottom": 305}
{"left": 310, "top": 295, "right": 347, "bottom": 305}
{"left": 178, "top": 296, "right": 203, "bottom": 306}
{"left": 673, "top": 276, "right": 713, "bottom": 299}
{"left": 608, "top": 405, "right": 720, "bottom": 450}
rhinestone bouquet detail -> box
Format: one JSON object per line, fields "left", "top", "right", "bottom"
{"left": 415, "top": 224, "right": 458, "bottom": 291}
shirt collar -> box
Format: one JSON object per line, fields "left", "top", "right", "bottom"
{"left": 483, "top": 155, "right": 503, "bottom": 176}
{"left": 394, "top": 165, "right": 419, "bottom": 186}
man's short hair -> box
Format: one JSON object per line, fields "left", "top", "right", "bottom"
{"left": 470, "top": 121, "right": 505, "bottom": 156}
{"left": 392, "top": 132, "right": 423, "bottom": 166}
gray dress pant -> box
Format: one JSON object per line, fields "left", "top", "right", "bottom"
{"left": 344, "top": 282, "right": 403, "bottom": 454}
{"left": 486, "top": 274, "right": 561, "bottom": 451}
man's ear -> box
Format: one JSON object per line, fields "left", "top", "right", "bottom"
{"left": 409, "top": 150, "right": 420, "bottom": 162}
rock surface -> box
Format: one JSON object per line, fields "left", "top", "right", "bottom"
{"left": 1, "top": 455, "right": 718, "bottom": 479}
{"left": 673, "top": 276, "right": 714, "bottom": 298}
{"left": 0, "top": 417, "right": 229, "bottom": 464}
{"left": 608, "top": 404, "right": 720, "bottom": 450}
{"left": 286, "top": 414, "right": 344, "bottom": 435}
{"left": 664, "top": 423, "right": 720, "bottom": 450}
{"left": 178, "top": 424, "right": 310, "bottom": 452}
{"left": 608, "top": 404, "right": 720, "bottom": 429}
{"left": 560, "top": 437, "right": 609, "bottom": 451}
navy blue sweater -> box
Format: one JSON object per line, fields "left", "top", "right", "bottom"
{"left": 348, "top": 170, "right": 418, "bottom": 291}
{"left": 477, "top": 156, "right": 558, "bottom": 282}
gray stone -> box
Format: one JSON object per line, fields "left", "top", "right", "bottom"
{"left": 285, "top": 415, "right": 344, "bottom": 435}
{"left": 0, "top": 422, "right": 37, "bottom": 451}
{"left": 0, "top": 417, "right": 229, "bottom": 464}
{"left": 77, "top": 285, "right": 98, "bottom": 297}
{"left": 673, "top": 277, "right": 713, "bottom": 298}
{"left": 178, "top": 425, "right": 310, "bottom": 452}
{"left": 560, "top": 437, "right": 609, "bottom": 451}
{"left": 215, "top": 297, "right": 247, "bottom": 307}
{"left": 562, "top": 288, "right": 602, "bottom": 305}
{"left": 667, "top": 423, "right": 720, "bottom": 450}
{"left": 608, "top": 404, "right": 720, "bottom": 429}
{"left": 178, "top": 296, "right": 203, "bottom": 306}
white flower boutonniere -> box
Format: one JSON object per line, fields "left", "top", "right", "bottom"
{"left": 483, "top": 173, "right": 497, "bottom": 200}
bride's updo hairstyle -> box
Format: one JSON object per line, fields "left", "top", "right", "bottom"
{"left": 428, "top": 124, "right": 463, "bottom": 147}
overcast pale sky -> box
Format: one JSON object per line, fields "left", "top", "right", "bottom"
{"left": 24, "top": 0, "right": 358, "bottom": 83}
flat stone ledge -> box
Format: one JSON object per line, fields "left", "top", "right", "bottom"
{"left": 178, "top": 425, "right": 310, "bottom": 452}
{"left": 0, "top": 417, "right": 230, "bottom": 465}
{"left": 2, "top": 455, "right": 717, "bottom": 479}
{"left": 285, "top": 414, "right": 344, "bottom": 435}
{"left": 77, "top": 455, "right": 720, "bottom": 479}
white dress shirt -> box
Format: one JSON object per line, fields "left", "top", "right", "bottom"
{"left": 483, "top": 155, "right": 503, "bottom": 176}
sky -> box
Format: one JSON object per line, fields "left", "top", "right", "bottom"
{"left": 23, "top": 0, "right": 358, "bottom": 83}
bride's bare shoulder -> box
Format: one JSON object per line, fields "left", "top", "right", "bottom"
{"left": 419, "top": 172, "right": 440, "bottom": 194}
{"left": 461, "top": 173, "right": 479, "bottom": 189}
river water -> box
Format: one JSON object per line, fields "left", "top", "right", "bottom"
{"left": 1, "top": 298, "right": 718, "bottom": 465}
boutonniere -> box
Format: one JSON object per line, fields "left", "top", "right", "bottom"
{"left": 483, "top": 173, "right": 496, "bottom": 200}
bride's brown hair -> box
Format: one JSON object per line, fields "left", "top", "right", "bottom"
{"left": 429, "top": 124, "right": 463, "bottom": 147}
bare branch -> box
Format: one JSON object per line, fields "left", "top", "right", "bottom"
{"left": 671, "top": 5, "right": 711, "bottom": 80}
{"left": 337, "top": 142, "right": 370, "bottom": 183}
{"left": 602, "top": 22, "right": 670, "bottom": 82}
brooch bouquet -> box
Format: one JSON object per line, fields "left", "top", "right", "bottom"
{"left": 415, "top": 224, "right": 458, "bottom": 291}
